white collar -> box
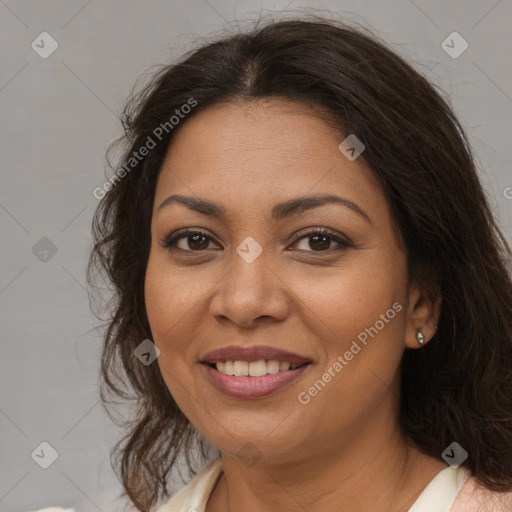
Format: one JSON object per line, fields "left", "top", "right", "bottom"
{"left": 408, "top": 464, "right": 471, "bottom": 512}
{"left": 155, "top": 457, "right": 471, "bottom": 512}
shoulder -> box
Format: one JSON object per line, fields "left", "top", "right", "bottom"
{"left": 450, "top": 476, "right": 512, "bottom": 512}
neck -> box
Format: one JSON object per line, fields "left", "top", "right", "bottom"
{"left": 206, "top": 402, "right": 446, "bottom": 511}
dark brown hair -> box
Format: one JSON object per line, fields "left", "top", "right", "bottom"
{"left": 87, "top": 15, "right": 512, "bottom": 511}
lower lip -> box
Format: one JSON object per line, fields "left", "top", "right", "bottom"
{"left": 201, "top": 363, "right": 311, "bottom": 399}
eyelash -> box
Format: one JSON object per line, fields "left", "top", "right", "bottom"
{"left": 161, "top": 227, "right": 352, "bottom": 255}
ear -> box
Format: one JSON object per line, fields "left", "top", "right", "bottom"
{"left": 404, "top": 280, "right": 442, "bottom": 349}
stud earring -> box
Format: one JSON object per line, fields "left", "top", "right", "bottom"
{"left": 416, "top": 330, "right": 425, "bottom": 346}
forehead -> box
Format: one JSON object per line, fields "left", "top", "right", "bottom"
{"left": 153, "top": 98, "right": 386, "bottom": 222}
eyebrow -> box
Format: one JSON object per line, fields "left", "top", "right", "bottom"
{"left": 157, "top": 194, "right": 372, "bottom": 224}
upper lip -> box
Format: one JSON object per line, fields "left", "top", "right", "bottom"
{"left": 200, "top": 345, "right": 312, "bottom": 365}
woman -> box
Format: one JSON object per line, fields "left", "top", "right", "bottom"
{"left": 88, "top": 17, "right": 512, "bottom": 512}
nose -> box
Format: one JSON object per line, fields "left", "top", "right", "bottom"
{"left": 209, "top": 249, "right": 290, "bottom": 329}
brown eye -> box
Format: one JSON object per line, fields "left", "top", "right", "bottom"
{"left": 298, "top": 233, "right": 334, "bottom": 251}
{"left": 291, "top": 228, "right": 352, "bottom": 253}
{"left": 180, "top": 233, "right": 210, "bottom": 251}
{"left": 162, "top": 230, "right": 218, "bottom": 252}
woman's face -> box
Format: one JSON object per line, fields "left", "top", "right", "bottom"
{"left": 145, "top": 98, "right": 436, "bottom": 466}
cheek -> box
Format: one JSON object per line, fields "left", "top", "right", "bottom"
{"left": 290, "top": 257, "right": 408, "bottom": 410}
{"left": 294, "top": 271, "right": 406, "bottom": 426}
{"left": 144, "top": 261, "right": 196, "bottom": 411}
{"left": 144, "top": 262, "right": 171, "bottom": 340}
{"left": 144, "top": 253, "right": 215, "bottom": 390}
{"left": 289, "top": 257, "right": 405, "bottom": 343}
{"left": 145, "top": 254, "right": 204, "bottom": 339}
{"left": 144, "top": 257, "right": 191, "bottom": 373}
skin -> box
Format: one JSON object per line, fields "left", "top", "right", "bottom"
{"left": 144, "top": 98, "right": 445, "bottom": 512}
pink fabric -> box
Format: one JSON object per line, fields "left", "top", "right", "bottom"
{"left": 449, "top": 476, "right": 512, "bottom": 512}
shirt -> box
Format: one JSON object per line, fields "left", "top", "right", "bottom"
{"left": 29, "top": 458, "right": 512, "bottom": 512}
{"left": 154, "top": 456, "right": 512, "bottom": 512}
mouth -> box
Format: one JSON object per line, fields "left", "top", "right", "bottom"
{"left": 203, "top": 360, "right": 310, "bottom": 376}
{"left": 199, "top": 345, "right": 313, "bottom": 399}
{"left": 200, "top": 344, "right": 312, "bottom": 367}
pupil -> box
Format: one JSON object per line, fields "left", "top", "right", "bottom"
{"left": 310, "top": 235, "right": 330, "bottom": 251}
{"left": 190, "top": 235, "right": 208, "bottom": 250}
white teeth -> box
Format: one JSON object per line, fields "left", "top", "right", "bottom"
{"left": 214, "top": 359, "right": 305, "bottom": 376}
{"left": 224, "top": 361, "right": 234, "bottom": 375}
{"left": 267, "top": 360, "right": 280, "bottom": 374}
{"left": 249, "top": 360, "right": 267, "bottom": 377}
{"left": 233, "top": 361, "right": 249, "bottom": 376}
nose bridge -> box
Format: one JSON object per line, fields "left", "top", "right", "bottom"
{"left": 224, "top": 241, "right": 273, "bottom": 303}
{"left": 210, "top": 238, "right": 289, "bottom": 325}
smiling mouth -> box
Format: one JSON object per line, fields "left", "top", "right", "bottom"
{"left": 201, "top": 359, "right": 312, "bottom": 399}
{"left": 204, "top": 360, "right": 311, "bottom": 377}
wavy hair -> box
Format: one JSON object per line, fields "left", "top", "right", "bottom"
{"left": 87, "top": 16, "right": 512, "bottom": 511}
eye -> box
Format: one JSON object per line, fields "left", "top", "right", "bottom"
{"left": 290, "top": 228, "right": 352, "bottom": 253}
{"left": 161, "top": 229, "right": 219, "bottom": 252}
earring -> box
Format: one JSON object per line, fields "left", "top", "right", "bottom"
{"left": 416, "top": 330, "right": 425, "bottom": 346}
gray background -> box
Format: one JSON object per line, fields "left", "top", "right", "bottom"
{"left": 1, "top": 1, "right": 511, "bottom": 511}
